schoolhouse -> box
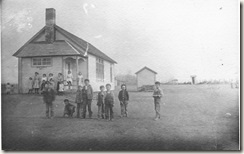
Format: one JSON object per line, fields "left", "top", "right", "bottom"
{"left": 13, "top": 8, "right": 117, "bottom": 93}
{"left": 135, "top": 66, "right": 157, "bottom": 89}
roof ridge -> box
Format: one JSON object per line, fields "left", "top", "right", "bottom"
{"left": 54, "top": 25, "right": 87, "bottom": 51}
{"left": 135, "top": 66, "right": 157, "bottom": 74}
{"left": 54, "top": 24, "right": 116, "bottom": 63}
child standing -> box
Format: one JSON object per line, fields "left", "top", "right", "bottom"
{"left": 11, "top": 85, "right": 14, "bottom": 94}
{"left": 28, "top": 77, "right": 33, "bottom": 94}
{"left": 82, "top": 79, "right": 93, "bottom": 118}
{"left": 104, "top": 84, "right": 115, "bottom": 121}
{"left": 40, "top": 74, "right": 47, "bottom": 92}
{"left": 118, "top": 84, "right": 129, "bottom": 117}
{"left": 152, "top": 81, "right": 164, "bottom": 121}
{"left": 75, "top": 85, "right": 83, "bottom": 118}
{"left": 49, "top": 78, "right": 55, "bottom": 90}
{"left": 5, "top": 83, "right": 11, "bottom": 95}
{"left": 43, "top": 81, "right": 56, "bottom": 119}
{"left": 33, "top": 72, "right": 40, "bottom": 94}
{"left": 66, "top": 71, "right": 73, "bottom": 90}
{"left": 97, "top": 85, "right": 105, "bottom": 119}
{"left": 57, "top": 73, "right": 64, "bottom": 92}
{"left": 58, "top": 81, "right": 65, "bottom": 95}
{"left": 77, "top": 72, "right": 84, "bottom": 87}
{"left": 48, "top": 73, "right": 54, "bottom": 81}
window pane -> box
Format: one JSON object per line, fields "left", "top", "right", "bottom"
{"left": 32, "top": 58, "right": 51, "bottom": 66}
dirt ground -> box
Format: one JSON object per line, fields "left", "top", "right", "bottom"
{"left": 2, "top": 84, "right": 239, "bottom": 151}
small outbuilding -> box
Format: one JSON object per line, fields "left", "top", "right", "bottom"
{"left": 135, "top": 66, "right": 157, "bottom": 89}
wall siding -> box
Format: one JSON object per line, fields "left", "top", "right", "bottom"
{"left": 88, "top": 54, "right": 115, "bottom": 91}
{"left": 33, "top": 31, "right": 45, "bottom": 42}
{"left": 21, "top": 57, "right": 63, "bottom": 93}
{"left": 137, "top": 69, "right": 156, "bottom": 88}
{"left": 24, "top": 30, "right": 115, "bottom": 92}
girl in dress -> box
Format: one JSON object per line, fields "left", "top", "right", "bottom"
{"left": 40, "top": 74, "right": 48, "bottom": 92}
{"left": 57, "top": 73, "right": 64, "bottom": 92}
{"left": 58, "top": 81, "right": 65, "bottom": 95}
{"left": 33, "top": 72, "right": 40, "bottom": 94}
{"left": 48, "top": 73, "right": 54, "bottom": 81}
{"left": 28, "top": 77, "right": 34, "bottom": 94}
{"left": 66, "top": 71, "right": 73, "bottom": 90}
{"left": 77, "top": 72, "right": 84, "bottom": 87}
{"left": 5, "top": 83, "right": 11, "bottom": 95}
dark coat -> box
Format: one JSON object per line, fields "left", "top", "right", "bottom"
{"left": 104, "top": 91, "right": 114, "bottom": 105}
{"left": 97, "top": 91, "right": 105, "bottom": 106}
{"left": 64, "top": 103, "right": 76, "bottom": 115}
{"left": 75, "top": 90, "right": 83, "bottom": 104}
{"left": 118, "top": 90, "right": 129, "bottom": 101}
{"left": 43, "top": 88, "right": 55, "bottom": 103}
{"left": 82, "top": 85, "right": 93, "bottom": 100}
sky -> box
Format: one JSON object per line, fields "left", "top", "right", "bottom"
{"left": 1, "top": 0, "right": 240, "bottom": 83}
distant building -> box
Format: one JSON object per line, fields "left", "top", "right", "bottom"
{"left": 170, "top": 79, "right": 178, "bottom": 85}
{"left": 190, "top": 75, "right": 197, "bottom": 84}
{"left": 135, "top": 66, "right": 157, "bottom": 89}
{"left": 13, "top": 8, "right": 116, "bottom": 93}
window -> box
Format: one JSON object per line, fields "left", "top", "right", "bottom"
{"left": 32, "top": 57, "right": 52, "bottom": 66}
{"left": 96, "top": 58, "right": 104, "bottom": 81}
{"left": 110, "top": 64, "right": 113, "bottom": 82}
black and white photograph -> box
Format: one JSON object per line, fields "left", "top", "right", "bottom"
{"left": 1, "top": 0, "right": 240, "bottom": 151}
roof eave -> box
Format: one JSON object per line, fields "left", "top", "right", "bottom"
{"left": 15, "top": 54, "right": 87, "bottom": 58}
{"left": 87, "top": 52, "right": 117, "bottom": 64}
{"left": 12, "top": 27, "right": 46, "bottom": 57}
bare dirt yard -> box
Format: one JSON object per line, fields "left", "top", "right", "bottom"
{"left": 2, "top": 84, "right": 239, "bottom": 151}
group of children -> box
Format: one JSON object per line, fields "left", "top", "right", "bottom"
{"left": 63, "top": 80, "right": 119, "bottom": 121}
{"left": 28, "top": 72, "right": 58, "bottom": 94}
{"left": 43, "top": 79, "right": 164, "bottom": 121}
{"left": 5, "top": 83, "right": 15, "bottom": 94}
{"left": 28, "top": 71, "right": 84, "bottom": 95}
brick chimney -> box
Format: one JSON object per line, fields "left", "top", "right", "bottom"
{"left": 45, "top": 8, "right": 56, "bottom": 43}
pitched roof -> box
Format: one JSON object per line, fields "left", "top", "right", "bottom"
{"left": 135, "top": 66, "right": 157, "bottom": 74}
{"left": 13, "top": 25, "right": 117, "bottom": 63}
{"left": 15, "top": 40, "right": 81, "bottom": 57}
{"left": 55, "top": 25, "right": 117, "bottom": 63}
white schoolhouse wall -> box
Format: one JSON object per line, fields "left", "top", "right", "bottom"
{"left": 21, "top": 57, "right": 63, "bottom": 93}
{"left": 88, "top": 54, "right": 115, "bottom": 92}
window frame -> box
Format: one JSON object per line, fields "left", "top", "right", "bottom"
{"left": 32, "top": 57, "right": 52, "bottom": 67}
{"left": 110, "top": 64, "right": 113, "bottom": 82}
{"left": 96, "top": 57, "right": 104, "bottom": 82}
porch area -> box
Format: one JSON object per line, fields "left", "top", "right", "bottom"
{"left": 62, "top": 56, "right": 87, "bottom": 89}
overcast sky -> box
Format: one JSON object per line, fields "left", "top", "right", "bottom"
{"left": 2, "top": 0, "right": 239, "bottom": 83}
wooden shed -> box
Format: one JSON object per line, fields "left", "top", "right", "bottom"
{"left": 135, "top": 66, "right": 157, "bottom": 89}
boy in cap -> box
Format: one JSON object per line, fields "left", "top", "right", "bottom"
{"left": 42, "top": 81, "right": 56, "bottom": 119}
{"left": 75, "top": 85, "right": 83, "bottom": 118}
{"left": 82, "top": 79, "right": 93, "bottom": 118}
{"left": 104, "top": 84, "right": 115, "bottom": 121}
{"left": 63, "top": 99, "right": 76, "bottom": 118}
{"left": 118, "top": 84, "right": 129, "bottom": 117}
{"left": 97, "top": 85, "right": 105, "bottom": 119}
{"left": 152, "top": 81, "right": 164, "bottom": 121}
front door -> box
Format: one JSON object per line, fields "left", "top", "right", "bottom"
{"left": 64, "top": 57, "right": 76, "bottom": 84}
